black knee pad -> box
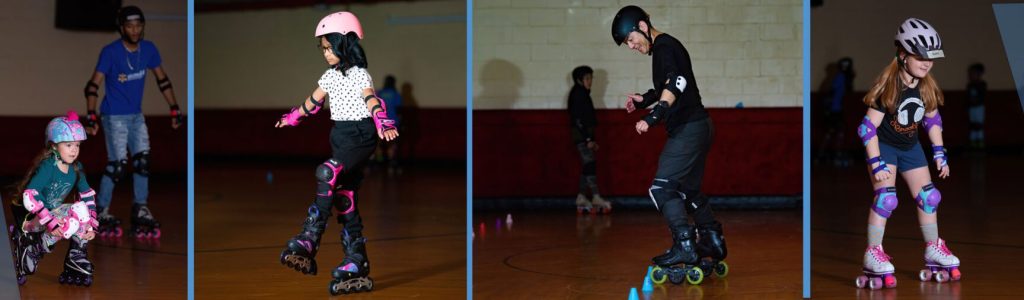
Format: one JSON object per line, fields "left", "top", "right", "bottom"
{"left": 132, "top": 150, "right": 150, "bottom": 177}
{"left": 316, "top": 159, "right": 344, "bottom": 185}
{"left": 104, "top": 159, "right": 128, "bottom": 183}
{"left": 648, "top": 178, "right": 684, "bottom": 210}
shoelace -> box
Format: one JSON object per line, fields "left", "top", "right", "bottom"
{"left": 870, "top": 246, "right": 891, "bottom": 262}
{"left": 931, "top": 240, "right": 953, "bottom": 256}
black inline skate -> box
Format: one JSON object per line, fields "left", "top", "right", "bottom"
{"left": 329, "top": 232, "right": 373, "bottom": 295}
{"left": 96, "top": 206, "right": 123, "bottom": 238}
{"left": 12, "top": 229, "right": 50, "bottom": 285}
{"left": 131, "top": 203, "right": 161, "bottom": 239}
{"left": 649, "top": 225, "right": 706, "bottom": 285}
{"left": 58, "top": 236, "right": 93, "bottom": 286}
{"left": 280, "top": 205, "right": 329, "bottom": 275}
{"left": 695, "top": 222, "right": 729, "bottom": 280}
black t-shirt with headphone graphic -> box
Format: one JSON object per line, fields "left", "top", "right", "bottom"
{"left": 873, "top": 87, "right": 924, "bottom": 151}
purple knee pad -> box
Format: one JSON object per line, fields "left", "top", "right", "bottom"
{"left": 857, "top": 116, "right": 877, "bottom": 145}
{"left": 916, "top": 183, "right": 941, "bottom": 214}
{"left": 873, "top": 187, "right": 898, "bottom": 218}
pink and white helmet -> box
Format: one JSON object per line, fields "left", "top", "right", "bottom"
{"left": 895, "top": 18, "right": 943, "bottom": 59}
{"left": 315, "top": 11, "right": 363, "bottom": 39}
{"left": 46, "top": 110, "right": 87, "bottom": 144}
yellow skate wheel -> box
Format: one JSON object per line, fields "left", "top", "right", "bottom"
{"left": 686, "top": 266, "right": 705, "bottom": 285}
{"left": 715, "top": 261, "right": 729, "bottom": 277}
{"left": 650, "top": 266, "right": 668, "bottom": 284}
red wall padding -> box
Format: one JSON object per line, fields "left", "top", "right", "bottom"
{"left": 809, "top": 90, "right": 1024, "bottom": 150}
{"left": 472, "top": 108, "right": 802, "bottom": 197}
{"left": 196, "top": 108, "right": 466, "bottom": 161}
{"left": 0, "top": 116, "right": 187, "bottom": 177}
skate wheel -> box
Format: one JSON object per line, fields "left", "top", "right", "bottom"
{"left": 84, "top": 277, "right": 93, "bottom": 287}
{"left": 715, "top": 261, "right": 729, "bottom": 277}
{"left": 329, "top": 280, "right": 341, "bottom": 296}
{"left": 685, "top": 266, "right": 704, "bottom": 285}
{"left": 17, "top": 275, "right": 26, "bottom": 286}
{"left": 884, "top": 274, "right": 897, "bottom": 288}
{"left": 152, "top": 228, "right": 162, "bottom": 239}
{"left": 919, "top": 269, "right": 932, "bottom": 281}
{"left": 868, "top": 277, "right": 883, "bottom": 290}
{"left": 650, "top": 266, "right": 668, "bottom": 284}
{"left": 668, "top": 268, "right": 686, "bottom": 285}
{"left": 950, "top": 268, "right": 961, "bottom": 281}
{"left": 115, "top": 227, "right": 123, "bottom": 237}
{"left": 935, "top": 270, "right": 949, "bottom": 283}
{"left": 855, "top": 275, "right": 868, "bottom": 288}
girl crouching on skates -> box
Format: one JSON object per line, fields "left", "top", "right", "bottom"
{"left": 855, "top": 18, "right": 959, "bottom": 290}
{"left": 275, "top": 11, "right": 398, "bottom": 295}
{"left": 10, "top": 111, "right": 98, "bottom": 286}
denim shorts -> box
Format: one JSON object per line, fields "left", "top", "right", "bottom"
{"left": 878, "top": 141, "right": 928, "bottom": 172}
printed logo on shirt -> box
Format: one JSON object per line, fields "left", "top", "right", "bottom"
{"left": 117, "top": 69, "right": 147, "bottom": 83}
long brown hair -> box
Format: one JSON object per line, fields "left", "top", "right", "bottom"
{"left": 9, "top": 143, "right": 82, "bottom": 206}
{"left": 862, "top": 53, "right": 944, "bottom": 113}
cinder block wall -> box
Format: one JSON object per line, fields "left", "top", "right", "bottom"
{"left": 473, "top": 0, "right": 803, "bottom": 109}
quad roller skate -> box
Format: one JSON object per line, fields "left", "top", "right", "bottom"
{"left": 919, "top": 238, "right": 961, "bottom": 283}
{"left": 280, "top": 205, "right": 329, "bottom": 275}
{"left": 96, "top": 206, "right": 123, "bottom": 238}
{"left": 58, "top": 237, "right": 93, "bottom": 286}
{"left": 649, "top": 226, "right": 707, "bottom": 285}
{"left": 329, "top": 233, "right": 374, "bottom": 295}
{"left": 575, "top": 194, "right": 592, "bottom": 214}
{"left": 590, "top": 195, "right": 612, "bottom": 214}
{"left": 694, "top": 223, "right": 729, "bottom": 279}
{"left": 855, "top": 244, "right": 897, "bottom": 289}
{"left": 130, "top": 203, "right": 161, "bottom": 239}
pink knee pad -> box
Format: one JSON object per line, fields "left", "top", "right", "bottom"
{"left": 337, "top": 190, "right": 356, "bottom": 215}
{"left": 872, "top": 187, "right": 898, "bottom": 218}
{"left": 316, "top": 159, "right": 345, "bottom": 197}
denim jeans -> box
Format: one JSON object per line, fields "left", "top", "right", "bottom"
{"left": 98, "top": 113, "right": 150, "bottom": 208}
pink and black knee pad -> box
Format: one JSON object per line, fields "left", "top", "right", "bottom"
{"left": 916, "top": 183, "right": 941, "bottom": 214}
{"left": 872, "top": 187, "right": 898, "bottom": 218}
{"left": 315, "top": 159, "right": 345, "bottom": 197}
{"left": 335, "top": 190, "right": 356, "bottom": 215}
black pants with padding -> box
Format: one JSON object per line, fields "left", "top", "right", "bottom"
{"left": 648, "top": 117, "right": 718, "bottom": 231}
{"left": 313, "top": 118, "right": 378, "bottom": 237}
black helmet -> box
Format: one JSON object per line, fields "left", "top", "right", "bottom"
{"left": 611, "top": 6, "right": 649, "bottom": 46}
{"left": 117, "top": 6, "right": 145, "bottom": 26}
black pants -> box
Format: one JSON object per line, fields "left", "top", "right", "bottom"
{"left": 649, "top": 117, "right": 718, "bottom": 231}
{"left": 313, "top": 118, "right": 378, "bottom": 237}
{"left": 575, "top": 141, "right": 599, "bottom": 196}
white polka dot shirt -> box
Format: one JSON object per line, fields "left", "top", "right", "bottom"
{"left": 318, "top": 67, "right": 373, "bottom": 121}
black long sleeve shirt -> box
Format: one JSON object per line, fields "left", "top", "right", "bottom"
{"left": 637, "top": 33, "right": 709, "bottom": 135}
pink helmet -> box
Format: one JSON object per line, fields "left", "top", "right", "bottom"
{"left": 315, "top": 11, "right": 363, "bottom": 39}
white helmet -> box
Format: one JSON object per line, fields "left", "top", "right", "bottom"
{"left": 895, "top": 18, "right": 943, "bottom": 59}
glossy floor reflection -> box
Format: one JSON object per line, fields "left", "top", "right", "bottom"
{"left": 13, "top": 175, "right": 187, "bottom": 299}
{"left": 195, "top": 161, "right": 466, "bottom": 299}
{"left": 474, "top": 209, "right": 801, "bottom": 299}
{"left": 812, "top": 153, "right": 1024, "bottom": 299}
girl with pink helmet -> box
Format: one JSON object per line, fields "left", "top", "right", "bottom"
{"left": 276, "top": 11, "right": 397, "bottom": 295}
{"left": 854, "top": 17, "right": 959, "bottom": 290}
{"left": 10, "top": 111, "right": 99, "bottom": 287}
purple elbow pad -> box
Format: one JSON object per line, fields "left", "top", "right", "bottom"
{"left": 857, "top": 116, "right": 877, "bottom": 145}
{"left": 923, "top": 111, "right": 943, "bottom": 132}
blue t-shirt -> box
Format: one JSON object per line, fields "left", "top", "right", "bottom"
{"left": 95, "top": 40, "right": 162, "bottom": 115}
{"left": 377, "top": 87, "right": 402, "bottom": 124}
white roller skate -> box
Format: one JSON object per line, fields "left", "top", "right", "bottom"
{"left": 575, "top": 194, "right": 592, "bottom": 214}
{"left": 919, "top": 238, "right": 961, "bottom": 282}
{"left": 856, "top": 244, "right": 897, "bottom": 289}
{"left": 590, "top": 194, "right": 612, "bottom": 214}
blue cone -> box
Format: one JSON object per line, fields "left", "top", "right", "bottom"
{"left": 628, "top": 287, "right": 640, "bottom": 300}
{"left": 642, "top": 266, "right": 655, "bottom": 292}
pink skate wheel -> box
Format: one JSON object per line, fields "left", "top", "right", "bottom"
{"left": 115, "top": 227, "right": 123, "bottom": 237}
{"left": 855, "top": 275, "right": 868, "bottom": 288}
{"left": 919, "top": 269, "right": 932, "bottom": 281}
{"left": 868, "top": 277, "right": 883, "bottom": 290}
{"left": 884, "top": 274, "right": 897, "bottom": 288}
{"left": 950, "top": 268, "right": 961, "bottom": 281}
{"left": 935, "top": 270, "right": 949, "bottom": 282}
{"left": 153, "top": 229, "right": 161, "bottom": 239}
